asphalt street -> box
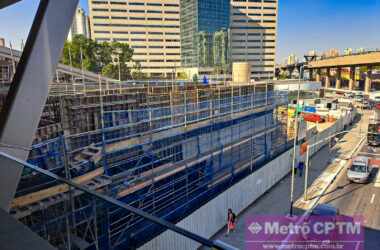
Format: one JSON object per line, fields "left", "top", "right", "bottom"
{"left": 208, "top": 110, "right": 380, "bottom": 249}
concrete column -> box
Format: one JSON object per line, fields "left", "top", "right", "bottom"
{"left": 288, "top": 67, "right": 294, "bottom": 78}
{"left": 349, "top": 66, "right": 355, "bottom": 90}
{"left": 309, "top": 69, "right": 314, "bottom": 81}
{"left": 325, "top": 68, "right": 331, "bottom": 88}
{"left": 316, "top": 69, "right": 321, "bottom": 82}
{"left": 335, "top": 68, "right": 342, "bottom": 89}
{"left": 365, "top": 66, "right": 373, "bottom": 94}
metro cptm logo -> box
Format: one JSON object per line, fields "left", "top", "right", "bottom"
{"left": 248, "top": 222, "right": 263, "bottom": 234}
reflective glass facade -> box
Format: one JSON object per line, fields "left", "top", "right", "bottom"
{"left": 180, "top": 0, "right": 230, "bottom": 68}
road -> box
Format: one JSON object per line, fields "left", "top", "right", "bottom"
{"left": 317, "top": 110, "right": 380, "bottom": 249}
{"left": 208, "top": 110, "right": 380, "bottom": 249}
{"left": 207, "top": 131, "right": 343, "bottom": 248}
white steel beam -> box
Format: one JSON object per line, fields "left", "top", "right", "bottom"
{"left": 0, "top": 0, "right": 79, "bottom": 211}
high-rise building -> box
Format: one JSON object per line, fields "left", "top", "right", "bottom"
{"left": 180, "top": 0, "right": 230, "bottom": 69}
{"left": 88, "top": 0, "right": 181, "bottom": 78}
{"left": 344, "top": 48, "right": 353, "bottom": 56}
{"left": 68, "top": 6, "right": 90, "bottom": 41}
{"left": 230, "top": 0, "right": 278, "bottom": 81}
{"left": 287, "top": 54, "right": 297, "bottom": 65}
{"left": 322, "top": 48, "right": 339, "bottom": 58}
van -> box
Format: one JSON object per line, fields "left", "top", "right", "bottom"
{"left": 347, "top": 156, "right": 371, "bottom": 183}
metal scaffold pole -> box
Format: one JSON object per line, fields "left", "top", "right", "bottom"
{"left": 59, "top": 96, "right": 74, "bottom": 250}
{"left": 98, "top": 74, "right": 108, "bottom": 175}
{"left": 80, "top": 46, "right": 86, "bottom": 95}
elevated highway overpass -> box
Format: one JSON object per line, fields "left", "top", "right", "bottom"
{"left": 309, "top": 51, "right": 380, "bottom": 93}
{"left": 308, "top": 51, "right": 380, "bottom": 68}
{"left": 278, "top": 51, "right": 380, "bottom": 94}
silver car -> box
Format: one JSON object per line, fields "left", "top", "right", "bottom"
{"left": 347, "top": 156, "right": 371, "bottom": 183}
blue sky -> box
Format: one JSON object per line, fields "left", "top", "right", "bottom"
{"left": 1, "top": 0, "right": 379, "bottom": 63}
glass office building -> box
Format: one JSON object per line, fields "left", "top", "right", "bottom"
{"left": 180, "top": 0, "right": 230, "bottom": 69}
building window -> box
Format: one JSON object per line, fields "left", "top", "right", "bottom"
{"left": 110, "top": 9, "right": 126, "bottom": 12}
{"left": 111, "top": 16, "right": 127, "bottom": 19}
{"left": 92, "top": 8, "right": 108, "bottom": 11}
{"left": 147, "top": 3, "right": 161, "bottom": 6}
{"left": 147, "top": 10, "right": 162, "bottom": 14}
{"left": 129, "top": 2, "right": 145, "bottom": 6}
{"left": 110, "top": 1, "right": 126, "bottom": 4}
{"left": 130, "top": 17, "right": 145, "bottom": 20}
{"left": 130, "top": 9, "right": 145, "bottom": 13}
{"left": 94, "top": 30, "right": 110, "bottom": 33}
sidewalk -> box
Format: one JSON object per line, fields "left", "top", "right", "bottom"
{"left": 206, "top": 114, "right": 364, "bottom": 249}
{"left": 295, "top": 110, "right": 368, "bottom": 210}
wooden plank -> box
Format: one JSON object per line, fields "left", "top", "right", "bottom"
{"left": 11, "top": 167, "right": 104, "bottom": 208}
{"left": 117, "top": 165, "right": 186, "bottom": 198}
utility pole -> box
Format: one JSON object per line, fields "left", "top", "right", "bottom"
{"left": 289, "top": 65, "right": 303, "bottom": 216}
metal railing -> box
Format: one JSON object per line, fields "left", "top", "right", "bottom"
{"left": 2, "top": 151, "right": 237, "bottom": 250}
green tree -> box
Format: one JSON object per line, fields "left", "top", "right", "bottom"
{"left": 62, "top": 35, "right": 101, "bottom": 72}
{"left": 101, "top": 63, "right": 131, "bottom": 81}
{"left": 131, "top": 61, "right": 148, "bottom": 80}
{"left": 61, "top": 35, "right": 134, "bottom": 80}
{"left": 192, "top": 74, "right": 199, "bottom": 83}
{"left": 100, "top": 42, "right": 134, "bottom": 81}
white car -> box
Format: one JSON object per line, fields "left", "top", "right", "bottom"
{"left": 347, "top": 156, "right": 371, "bottom": 183}
{"left": 344, "top": 93, "right": 354, "bottom": 99}
{"left": 369, "top": 92, "right": 380, "bottom": 102}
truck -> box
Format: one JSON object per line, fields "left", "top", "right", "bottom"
{"left": 368, "top": 104, "right": 380, "bottom": 146}
{"left": 302, "top": 113, "right": 325, "bottom": 123}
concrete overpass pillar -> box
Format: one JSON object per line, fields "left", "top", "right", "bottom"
{"left": 309, "top": 68, "right": 314, "bottom": 80}
{"left": 365, "top": 66, "right": 373, "bottom": 94}
{"left": 349, "top": 66, "right": 355, "bottom": 91}
{"left": 316, "top": 69, "right": 321, "bottom": 82}
{"left": 325, "top": 68, "right": 331, "bottom": 88}
{"left": 288, "top": 67, "right": 295, "bottom": 78}
{"left": 335, "top": 68, "right": 342, "bottom": 89}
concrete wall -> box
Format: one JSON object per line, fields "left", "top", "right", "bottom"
{"left": 139, "top": 111, "right": 355, "bottom": 250}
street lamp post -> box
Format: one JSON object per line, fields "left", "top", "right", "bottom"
{"left": 289, "top": 65, "right": 304, "bottom": 216}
